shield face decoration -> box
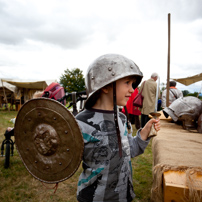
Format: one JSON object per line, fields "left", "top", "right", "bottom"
{"left": 14, "top": 98, "right": 84, "bottom": 184}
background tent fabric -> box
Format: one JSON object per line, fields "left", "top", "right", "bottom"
{"left": 0, "top": 81, "right": 16, "bottom": 108}
{"left": 0, "top": 81, "right": 16, "bottom": 92}
{"left": 0, "top": 79, "right": 56, "bottom": 110}
{"left": 172, "top": 73, "right": 202, "bottom": 86}
{"left": 1, "top": 79, "right": 55, "bottom": 89}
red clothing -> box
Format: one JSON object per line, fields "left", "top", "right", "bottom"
{"left": 122, "top": 88, "right": 141, "bottom": 116}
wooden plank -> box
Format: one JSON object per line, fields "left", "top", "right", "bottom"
{"left": 163, "top": 171, "right": 188, "bottom": 202}
{"left": 163, "top": 170, "right": 202, "bottom": 202}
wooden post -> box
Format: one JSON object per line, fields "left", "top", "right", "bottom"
{"left": 166, "top": 13, "right": 171, "bottom": 107}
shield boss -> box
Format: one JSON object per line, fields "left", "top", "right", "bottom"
{"left": 14, "top": 98, "right": 84, "bottom": 183}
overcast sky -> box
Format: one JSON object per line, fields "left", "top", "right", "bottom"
{"left": 0, "top": 0, "right": 202, "bottom": 93}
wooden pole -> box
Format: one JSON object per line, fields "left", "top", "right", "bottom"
{"left": 166, "top": 13, "right": 171, "bottom": 107}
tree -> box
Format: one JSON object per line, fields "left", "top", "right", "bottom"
{"left": 182, "top": 90, "right": 190, "bottom": 96}
{"left": 187, "top": 92, "right": 199, "bottom": 97}
{"left": 160, "top": 82, "right": 166, "bottom": 93}
{"left": 59, "top": 68, "right": 85, "bottom": 93}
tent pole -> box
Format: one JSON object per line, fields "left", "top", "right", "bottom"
{"left": 166, "top": 13, "right": 171, "bottom": 107}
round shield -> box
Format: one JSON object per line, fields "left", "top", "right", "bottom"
{"left": 14, "top": 98, "right": 84, "bottom": 184}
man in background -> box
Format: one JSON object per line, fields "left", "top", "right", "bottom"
{"left": 139, "top": 73, "right": 159, "bottom": 127}
{"left": 161, "top": 80, "right": 183, "bottom": 108}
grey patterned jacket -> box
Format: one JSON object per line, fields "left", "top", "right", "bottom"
{"left": 76, "top": 108, "right": 150, "bottom": 202}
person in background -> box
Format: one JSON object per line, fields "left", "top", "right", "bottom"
{"left": 139, "top": 72, "right": 159, "bottom": 128}
{"left": 122, "top": 88, "right": 141, "bottom": 131}
{"left": 161, "top": 80, "right": 183, "bottom": 108}
{"left": 32, "top": 91, "right": 43, "bottom": 98}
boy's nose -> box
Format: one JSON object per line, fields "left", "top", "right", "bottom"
{"left": 129, "top": 86, "right": 134, "bottom": 93}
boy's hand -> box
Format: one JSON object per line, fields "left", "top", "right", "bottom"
{"left": 140, "top": 119, "right": 160, "bottom": 141}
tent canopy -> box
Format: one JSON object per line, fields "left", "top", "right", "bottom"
{"left": 0, "top": 81, "right": 16, "bottom": 92}
{"left": 1, "top": 79, "right": 56, "bottom": 90}
{"left": 172, "top": 73, "right": 202, "bottom": 86}
{"left": 0, "top": 78, "right": 57, "bottom": 105}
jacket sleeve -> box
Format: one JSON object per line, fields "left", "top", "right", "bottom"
{"left": 161, "top": 89, "right": 166, "bottom": 108}
{"left": 128, "top": 129, "right": 150, "bottom": 158}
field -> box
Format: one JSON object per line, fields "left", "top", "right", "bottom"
{"left": 0, "top": 111, "right": 153, "bottom": 202}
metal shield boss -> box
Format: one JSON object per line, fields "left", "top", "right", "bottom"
{"left": 14, "top": 98, "right": 84, "bottom": 183}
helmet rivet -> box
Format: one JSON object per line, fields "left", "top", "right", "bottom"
{"left": 108, "top": 67, "right": 112, "bottom": 71}
{"left": 112, "top": 72, "right": 115, "bottom": 76}
{"left": 130, "top": 65, "right": 133, "bottom": 69}
{"left": 91, "top": 76, "right": 94, "bottom": 80}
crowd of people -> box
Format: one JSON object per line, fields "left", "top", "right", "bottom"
{"left": 123, "top": 73, "right": 183, "bottom": 131}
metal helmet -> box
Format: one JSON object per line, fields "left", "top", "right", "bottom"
{"left": 163, "top": 96, "right": 202, "bottom": 130}
{"left": 85, "top": 54, "right": 143, "bottom": 108}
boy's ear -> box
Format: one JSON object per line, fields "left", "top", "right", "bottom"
{"left": 101, "top": 83, "right": 113, "bottom": 94}
{"left": 101, "top": 86, "right": 109, "bottom": 94}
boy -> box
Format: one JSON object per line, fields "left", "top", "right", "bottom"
{"left": 76, "top": 54, "right": 160, "bottom": 202}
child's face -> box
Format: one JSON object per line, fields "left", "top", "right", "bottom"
{"left": 116, "top": 76, "right": 135, "bottom": 106}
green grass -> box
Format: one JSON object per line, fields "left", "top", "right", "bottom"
{"left": 0, "top": 111, "right": 153, "bottom": 202}
{"left": 132, "top": 141, "right": 153, "bottom": 202}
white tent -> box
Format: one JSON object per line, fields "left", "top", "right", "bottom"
{"left": 172, "top": 73, "right": 202, "bottom": 86}
{"left": 0, "top": 81, "right": 16, "bottom": 107}
{"left": 0, "top": 81, "right": 16, "bottom": 92}
{"left": 1, "top": 78, "right": 57, "bottom": 110}
{"left": 1, "top": 78, "right": 55, "bottom": 89}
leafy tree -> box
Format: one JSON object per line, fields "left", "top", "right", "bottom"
{"left": 182, "top": 90, "right": 190, "bottom": 97}
{"left": 187, "top": 92, "right": 199, "bottom": 97}
{"left": 160, "top": 82, "right": 166, "bottom": 93}
{"left": 59, "top": 68, "right": 85, "bottom": 93}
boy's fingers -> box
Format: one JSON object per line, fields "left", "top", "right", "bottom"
{"left": 154, "top": 121, "right": 161, "bottom": 131}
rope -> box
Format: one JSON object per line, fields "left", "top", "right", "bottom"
{"left": 41, "top": 182, "right": 59, "bottom": 193}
